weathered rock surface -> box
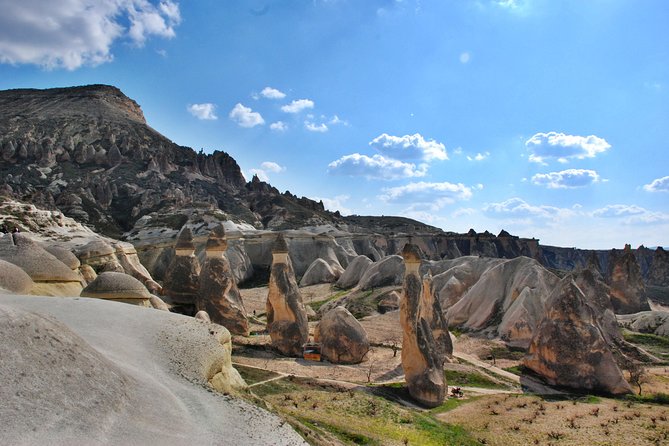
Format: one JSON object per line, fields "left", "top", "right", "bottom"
{"left": 0, "top": 258, "right": 34, "bottom": 294}
{"left": 358, "top": 255, "right": 404, "bottom": 291}
{"left": 618, "top": 311, "right": 669, "bottom": 337}
{"left": 400, "top": 243, "right": 445, "bottom": 407}
{"left": 377, "top": 290, "right": 401, "bottom": 313}
{"left": 163, "top": 226, "right": 200, "bottom": 313}
{"left": 523, "top": 276, "right": 632, "bottom": 395}
{"left": 336, "top": 255, "right": 373, "bottom": 289}
{"left": 266, "top": 235, "right": 309, "bottom": 357}
{"left": 197, "top": 225, "right": 248, "bottom": 336}
{"left": 648, "top": 247, "right": 669, "bottom": 287}
{"left": 299, "top": 258, "right": 341, "bottom": 286}
{"left": 80, "top": 271, "right": 151, "bottom": 305}
{"left": 430, "top": 256, "right": 505, "bottom": 310}
{"left": 422, "top": 271, "right": 453, "bottom": 358}
{"left": 607, "top": 245, "right": 650, "bottom": 314}
{"left": 0, "top": 295, "right": 305, "bottom": 445}
{"left": 315, "top": 306, "right": 369, "bottom": 364}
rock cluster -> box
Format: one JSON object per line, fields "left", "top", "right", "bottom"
{"left": 266, "top": 235, "right": 309, "bottom": 357}
{"left": 162, "top": 226, "right": 200, "bottom": 314}
{"left": 400, "top": 243, "right": 445, "bottom": 407}
{"left": 618, "top": 311, "right": 669, "bottom": 337}
{"left": 197, "top": 225, "right": 248, "bottom": 336}
{"left": 336, "top": 255, "right": 373, "bottom": 289}
{"left": 80, "top": 271, "right": 152, "bottom": 306}
{"left": 315, "top": 306, "right": 369, "bottom": 364}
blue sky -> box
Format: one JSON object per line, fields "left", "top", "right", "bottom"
{"left": 1, "top": 0, "right": 668, "bottom": 249}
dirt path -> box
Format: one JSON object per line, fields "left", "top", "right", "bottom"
{"left": 453, "top": 352, "right": 521, "bottom": 383}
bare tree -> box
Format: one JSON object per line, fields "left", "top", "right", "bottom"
{"left": 623, "top": 359, "right": 648, "bottom": 395}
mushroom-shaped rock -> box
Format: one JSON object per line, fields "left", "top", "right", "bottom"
{"left": 315, "top": 306, "right": 369, "bottom": 364}
{"left": 79, "top": 264, "right": 97, "bottom": 284}
{"left": 163, "top": 226, "right": 201, "bottom": 314}
{"left": 300, "top": 258, "right": 339, "bottom": 286}
{"left": 0, "top": 259, "right": 34, "bottom": 294}
{"left": 266, "top": 234, "right": 309, "bottom": 357}
{"left": 378, "top": 290, "right": 400, "bottom": 313}
{"left": 336, "top": 255, "right": 373, "bottom": 289}
{"left": 197, "top": 225, "right": 248, "bottom": 335}
{"left": 149, "top": 295, "right": 170, "bottom": 311}
{"left": 73, "top": 240, "right": 115, "bottom": 263}
{"left": 195, "top": 310, "right": 211, "bottom": 323}
{"left": 44, "top": 245, "right": 81, "bottom": 270}
{"left": 400, "top": 243, "right": 445, "bottom": 407}
{"left": 607, "top": 247, "right": 650, "bottom": 314}
{"left": 81, "top": 272, "right": 151, "bottom": 306}
{"left": 523, "top": 276, "right": 632, "bottom": 395}
{"left": 358, "top": 255, "right": 405, "bottom": 291}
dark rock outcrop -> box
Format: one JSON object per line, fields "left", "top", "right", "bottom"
{"left": 162, "top": 226, "right": 200, "bottom": 314}
{"left": 607, "top": 245, "right": 650, "bottom": 314}
{"left": 315, "top": 306, "right": 369, "bottom": 364}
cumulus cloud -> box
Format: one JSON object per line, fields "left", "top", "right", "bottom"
{"left": 483, "top": 197, "right": 574, "bottom": 220}
{"left": 643, "top": 176, "right": 669, "bottom": 193}
{"left": 329, "top": 115, "right": 349, "bottom": 126}
{"left": 314, "top": 194, "right": 351, "bottom": 215}
{"left": 531, "top": 169, "right": 601, "bottom": 189}
{"left": 305, "top": 121, "right": 328, "bottom": 133}
{"left": 379, "top": 181, "right": 473, "bottom": 209}
{"left": 526, "top": 132, "right": 611, "bottom": 164}
{"left": 467, "top": 152, "right": 490, "bottom": 162}
{"left": 327, "top": 153, "right": 428, "bottom": 180}
{"left": 281, "top": 99, "right": 314, "bottom": 113}
{"left": 370, "top": 133, "right": 448, "bottom": 162}
{"left": 229, "top": 103, "right": 265, "bottom": 128}
{"left": 270, "top": 121, "right": 287, "bottom": 132}
{"left": 187, "top": 103, "right": 217, "bottom": 120}
{"left": 0, "top": 0, "right": 181, "bottom": 70}
{"left": 592, "top": 204, "right": 669, "bottom": 225}
{"left": 259, "top": 87, "right": 286, "bottom": 100}
{"left": 248, "top": 161, "right": 285, "bottom": 182}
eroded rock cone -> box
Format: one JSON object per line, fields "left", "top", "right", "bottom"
{"left": 163, "top": 226, "right": 201, "bottom": 314}
{"left": 523, "top": 276, "right": 632, "bottom": 395}
{"left": 315, "top": 306, "right": 369, "bottom": 364}
{"left": 266, "top": 234, "right": 308, "bottom": 357}
{"left": 422, "top": 271, "right": 453, "bottom": 359}
{"left": 607, "top": 245, "right": 650, "bottom": 314}
{"left": 400, "top": 243, "right": 445, "bottom": 408}
{"left": 197, "top": 225, "right": 248, "bottom": 336}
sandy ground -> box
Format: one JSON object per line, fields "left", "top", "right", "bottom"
{"left": 0, "top": 293, "right": 307, "bottom": 446}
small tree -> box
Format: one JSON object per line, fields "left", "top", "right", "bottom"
{"left": 623, "top": 359, "right": 648, "bottom": 395}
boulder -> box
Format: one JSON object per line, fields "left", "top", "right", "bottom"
{"left": 197, "top": 225, "right": 248, "bottom": 336}
{"left": 523, "top": 276, "right": 632, "bottom": 395}
{"left": 80, "top": 271, "right": 151, "bottom": 305}
{"left": 315, "top": 306, "right": 369, "bottom": 364}
{"left": 607, "top": 245, "right": 650, "bottom": 314}
{"left": 266, "top": 234, "right": 309, "bottom": 356}
{"left": 149, "top": 295, "right": 170, "bottom": 311}
{"left": 336, "top": 255, "right": 373, "bottom": 289}
{"left": 0, "top": 259, "right": 34, "bottom": 294}
{"left": 400, "top": 243, "right": 445, "bottom": 407}
{"left": 358, "top": 255, "right": 404, "bottom": 291}
{"left": 195, "top": 310, "right": 211, "bottom": 323}
{"left": 377, "top": 290, "right": 400, "bottom": 313}
{"left": 300, "top": 258, "right": 340, "bottom": 286}
{"left": 163, "top": 226, "right": 201, "bottom": 314}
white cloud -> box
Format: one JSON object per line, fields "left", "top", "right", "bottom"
{"left": 314, "top": 194, "right": 352, "bottom": 215}
{"left": 260, "top": 87, "right": 286, "bottom": 99}
{"left": 483, "top": 197, "right": 575, "bottom": 221}
{"left": 467, "top": 151, "right": 490, "bottom": 161}
{"left": 229, "top": 103, "right": 265, "bottom": 128}
{"left": 248, "top": 169, "right": 269, "bottom": 182}
{"left": 270, "top": 121, "right": 288, "bottom": 132}
{"left": 327, "top": 153, "right": 428, "bottom": 180}
{"left": 281, "top": 99, "right": 315, "bottom": 113}
{"left": 643, "top": 176, "right": 669, "bottom": 193}
{"left": 187, "top": 103, "right": 217, "bottom": 120}
{"left": 379, "top": 181, "right": 473, "bottom": 209}
{"left": 370, "top": 133, "right": 448, "bottom": 162}
{"left": 329, "top": 115, "right": 349, "bottom": 126}
{"left": 531, "top": 169, "right": 601, "bottom": 189}
{"left": 260, "top": 161, "right": 285, "bottom": 173}
{"left": 526, "top": 132, "right": 611, "bottom": 164}
{"left": 305, "top": 121, "right": 329, "bottom": 133}
{"left": 452, "top": 207, "right": 477, "bottom": 218}
{"left": 592, "top": 204, "right": 669, "bottom": 225}
{"left": 459, "top": 52, "right": 471, "bottom": 64}
{"left": 0, "top": 0, "right": 181, "bottom": 70}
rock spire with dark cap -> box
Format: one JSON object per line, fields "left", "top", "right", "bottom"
{"left": 266, "top": 234, "right": 309, "bottom": 356}
{"left": 400, "top": 242, "right": 445, "bottom": 407}
{"left": 422, "top": 270, "right": 453, "bottom": 359}
{"left": 197, "top": 224, "right": 248, "bottom": 335}
{"left": 163, "top": 225, "right": 200, "bottom": 314}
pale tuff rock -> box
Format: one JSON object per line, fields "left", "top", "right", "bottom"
{"left": 607, "top": 245, "right": 651, "bottom": 314}
{"left": 422, "top": 270, "right": 453, "bottom": 359}
{"left": 0, "top": 258, "right": 34, "bottom": 294}
{"left": 299, "top": 258, "right": 342, "bottom": 286}
{"left": 358, "top": 255, "right": 405, "bottom": 291}
{"left": 315, "top": 306, "right": 369, "bottom": 364}
{"left": 336, "top": 255, "right": 373, "bottom": 289}
{"left": 377, "top": 290, "right": 400, "bottom": 313}
{"left": 400, "top": 243, "right": 445, "bottom": 408}
{"left": 523, "top": 276, "right": 632, "bottom": 395}
{"left": 195, "top": 310, "right": 212, "bottom": 323}
{"left": 80, "top": 271, "right": 151, "bottom": 306}
{"left": 197, "top": 224, "right": 248, "bottom": 336}
{"left": 266, "top": 234, "right": 309, "bottom": 357}
{"left": 163, "top": 226, "right": 201, "bottom": 314}
{"left": 149, "top": 295, "right": 170, "bottom": 311}
{"left": 618, "top": 311, "right": 669, "bottom": 337}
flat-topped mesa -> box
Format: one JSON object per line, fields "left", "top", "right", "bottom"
{"left": 266, "top": 234, "right": 309, "bottom": 357}
{"left": 197, "top": 224, "right": 248, "bottom": 335}
{"left": 400, "top": 242, "right": 445, "bottom": 408}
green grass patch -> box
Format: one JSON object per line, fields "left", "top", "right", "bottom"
{"left": 625, "top": 392, "right": 669, "bottom": 405}
{"left": 234, "top": 364, "right": 280, "bottom": 385}
{"left": 503, "top": 365, "right": 528, "bottom": 376}
{"left": 488, "top": 345, "right": 525, "bottom": 361}
{"left": 250, "top": 375, "right": 304, "bottom": 397}
{"left": 309, "top": 289, "right": 349, "bottom": 312}
{"left": 298, "top": 417, "right": 379, "bottom": 445}
{"left": 623, "top": 331, "right": 669, "bottom": 349}
{"left": 347, "top": 290, "right": 377, "bottom": 319}
{"left": 444, "top": 369, "right": 510, "bottom": 390}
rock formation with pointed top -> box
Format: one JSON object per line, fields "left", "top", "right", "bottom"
{"left": 400, "top": 243, "right": 445, "bottom": 407}
{"left": 266, "top": 234, "right": 309, "bottom": 357}
{"left": 422, "top": 270, "right": 453, "bottom": 359}
{"left": 163, "top": 226, "right": 201, "bottom": 314}
{"left": 197, "top": 224, "right": 248, "bottom": 335}
{"left": 607, "top": 245, "right": 650, "bottom": 314}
